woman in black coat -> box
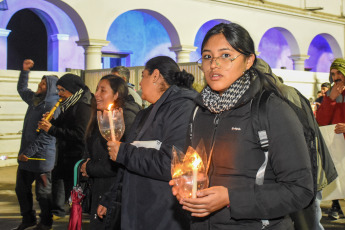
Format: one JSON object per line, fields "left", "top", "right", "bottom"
{"left": 98, "top": 56, "right": 198, "bottom": 230}
{"left": 170, "top": 23, "right": 314, "bottom": 230}
{"left": 80, "top": 75, "right": 141, "bottom": 229}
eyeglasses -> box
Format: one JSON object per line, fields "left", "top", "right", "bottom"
{"left": 196, "top": 53, "right": 242, "bottom": 70}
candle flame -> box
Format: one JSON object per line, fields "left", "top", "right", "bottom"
{"left": 172, "top": 166, "right": 183, "bottom": 178}
{"left": 191, "top": 151, "right": 202, "bottom": 170}
{"left": 108, "top": 104, "right": 113, "bottom": 111}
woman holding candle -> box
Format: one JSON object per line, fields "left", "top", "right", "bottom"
{"left": 170, "top": 23, "right": 314, "bottom": 229}
{"left": 79, "top": 75, "right": 141, "bottom": 229}
{"left": 100, "top": 56, "right": 198, "bottom": 230}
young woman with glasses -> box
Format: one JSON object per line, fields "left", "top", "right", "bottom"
{"left": 171, "top": 23, "right": 314, "bottom": 230}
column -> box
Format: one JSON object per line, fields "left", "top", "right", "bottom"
{"left": 289, "top": 54, "right": 310, "bottom": 71}
{"left": 169, "top": 45, "right": 197, "bottom": 63}
{"left": 76, "top": 39, "right": 109, "bottom": 70}
{"left": 49, "top": 34, "right": 69, "bottom": 71}
{"left": 0, "top": 28, "right": 11, "bottom": 69}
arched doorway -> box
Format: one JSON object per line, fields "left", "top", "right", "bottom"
{"left": 103, "top": 10, "right": 176, "bottom": 67}
{"left": 7, "top": 9, "right": 47, "bottom": 70}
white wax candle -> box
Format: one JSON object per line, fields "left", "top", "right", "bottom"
{"left": 108, "top": 109, "right": 116, "bottom": 141}
{"left": 192, "top": 167, "right": 198, "bottom": 198}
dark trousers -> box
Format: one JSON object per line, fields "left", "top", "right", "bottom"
{"left": 51, "top": 162, "right": 75, "bottom": 217}
{"left": 15, "top": 169, "right": 53, "bottom": 226}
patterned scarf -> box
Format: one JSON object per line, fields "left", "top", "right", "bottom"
{"left": 60, "top": 88, "right": 84, "bottom": 113}
{"left": 201, "top": 70, "right": 252, "bottom": 113}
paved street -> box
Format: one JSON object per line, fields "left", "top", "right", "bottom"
{"left": 0, "top": 165, "right": 345, "bottom": 229}
{"left": 0, "top": 165, "right": 89, "bottom": 230}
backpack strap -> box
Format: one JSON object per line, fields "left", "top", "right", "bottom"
{"left": 251, "top": 90, "right": 271, "bottom": 185}
{"left": 251, "top": 90, "right": 272, "bottom": 229}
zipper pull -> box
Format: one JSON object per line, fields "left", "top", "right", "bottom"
{"left": 214, "top": 114, "right": 220, "bottom": 126}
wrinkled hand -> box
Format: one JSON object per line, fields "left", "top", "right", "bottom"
{"left": 97, "top": 204, "right": 107, "bottom": 219}
{"left": 80, "top": 158, "right": 90, "bottom": 177}
{"left": 180, "top": 186, "right": 230, "bottom": 217}
{"left": 23, "top": 59, "right": 34, "bottom": 71}
{"left": 18, "top": 154, "right": 29, "bottom": 162}
{"left": 329, "top": 82, "right": 345, "bottom": 101}
{"left": 335, "top": 123, "right": 345, "bottom": 134}
{"left": 38, "top": 118, "right": 52, "bottom": 132}
{"left": 107, "top": 141, "right": 120, "bottom": 161}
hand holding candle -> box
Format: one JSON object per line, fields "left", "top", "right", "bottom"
{"left": 97, "top": 104, "right": 125, "bottom": 142}
{"left": 171, "top": 146, "right": 208, "bottom": 199}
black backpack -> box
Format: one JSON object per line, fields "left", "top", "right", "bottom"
{"left": 251, "top": 79, "right": 338, "bottom": 203}
{"left": 251, "top": 89, "right": 318, "bottom": 200}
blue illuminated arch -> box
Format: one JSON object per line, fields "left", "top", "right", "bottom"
{"left": 305, "top": 34, "right": 342, "bottom": 72}
{"left": 191, "top": 19, "right": 230, "bottom": 61}
{"left": 258, "top": 27, "right": 298, "bottom": 70}
{"left": 103, "top": 10, "right": 178, "bottom": 67}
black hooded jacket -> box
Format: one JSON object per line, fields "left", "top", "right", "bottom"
{"left": 189, "top": 72, "right": 314, "bottom": 230}
{"left": 101, "top": 85, "right": 198, "bottom": 230}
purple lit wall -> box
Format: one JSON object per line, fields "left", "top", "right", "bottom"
{"left": 103, "top": 10, "right": 174, "bottom": 67}
{"left": 2, "top": 0, "right": 84, "bottom": 71}
{"left": 191, "top": 20, "right": 230, "bottom": 61}
{"left": 305, "top": 35, "right": 333, "bottom": 72}
{"left": 258, "top": 28, "right": 293, "bottom": 70}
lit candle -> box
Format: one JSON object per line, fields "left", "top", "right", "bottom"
{"left": 191, "top": 152, "right": 201, "bottom": 198}
{"left": 108, "top": 104, "right": 116, "bottom": 141}
{"left": 192, "top": 167, "right": 198, "bottom": 198}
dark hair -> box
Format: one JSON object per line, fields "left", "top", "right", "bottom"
{"left": 111, "top": 66, "right": 130, "bottom": 82}
{"left": 145, "top": 56, "right": 194, "bottom": 89}
{"left": 85, "top": 74, "right": 128, "bottom": 138}
{"left": 201, "top": 23, "right": 257, "bottom": 66}
{"left": 100, "top": 75, "right": 128, "bottom": 109}
{"left": 321, "top": 82, "right": 330, "bottom": 88}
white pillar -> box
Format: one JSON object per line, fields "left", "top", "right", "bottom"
{"left": 76, "top": 39, "right": 109, "bottom": 70}
{"left": 289, "top": 54, "right": 310, "bottom": 71}
{"left": 49, "top": 34, "right": 69, "bottom": 71}
{"left": 0, "top": 28, "right": 11, "bottom": 70}
{"left": 169, "top": 45, "right": 197, "bottom": 63}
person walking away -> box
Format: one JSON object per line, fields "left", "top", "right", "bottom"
{"left": 14, "top": 59, "right": 60, "bottom": 230}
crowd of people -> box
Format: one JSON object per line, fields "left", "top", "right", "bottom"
{"left": 13, "top": 22, "right": 345, "bottom": 230}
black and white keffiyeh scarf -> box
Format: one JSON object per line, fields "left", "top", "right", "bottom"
{"left": 201, "top": 70, "right": 253, "bottom": 113}
{"left": 60, "top": 88, "right": 84, "bottom": 113}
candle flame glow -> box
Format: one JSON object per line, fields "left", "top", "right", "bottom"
{"left": 172, "top": 166, "right": 183, "bottom": 178}
{"left": 191, "top": 151, "right": 202, "bottom": 169}
{"left": 108, "top": 104, "right": 113, "bottom": 111}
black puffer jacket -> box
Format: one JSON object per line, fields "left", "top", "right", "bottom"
{"left": 103, "top": 85, "right": 198, "bottom": 230}
{"left": 189, "top": 74, "right": 314, "bottom": 230}
{"left": 85, "top": 96, "right": 141, "bottom": 229}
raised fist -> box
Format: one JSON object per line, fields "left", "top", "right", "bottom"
{"left": 23, "top": 59, "right": 34, "bottom": 71}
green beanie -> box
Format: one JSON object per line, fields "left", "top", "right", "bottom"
{"left": 330, "top": 58, "right": 345, "bottom": 83}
